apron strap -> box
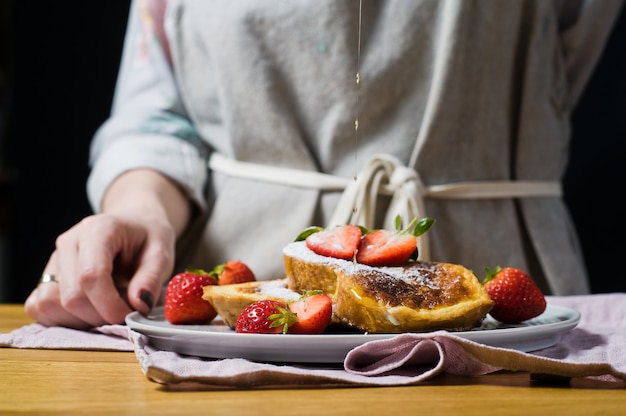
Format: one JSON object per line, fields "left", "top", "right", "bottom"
{"left": 208, "top": 152, "right": 561, "bottom": 261}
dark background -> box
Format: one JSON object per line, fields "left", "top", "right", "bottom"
{"left": 1, "top": 1, "right": 131, "bottom": 302}
{"left": 1, "top": 2, "right": 624, "bottom": 302}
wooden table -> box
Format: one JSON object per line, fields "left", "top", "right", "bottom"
{"left": 1, "top": 304, "right": 624, "bottom": 415}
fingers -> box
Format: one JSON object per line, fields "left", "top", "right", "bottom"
{"left": 75, "top": 214, "right": 176, "bottom": 317}
{"left": 25, "top": 280, "right": 91, "bottom": 329}
{"left": 126, "top": 220, "right": 176, "bottom": 314}
{"left": 64, "top": 216, "right": 134, "bottom": 325}
{"left": 25, "top": 254, "right": 92, "bottom": 329}
{"left": 26, "top": 213, "right": 178, "bottom": 329}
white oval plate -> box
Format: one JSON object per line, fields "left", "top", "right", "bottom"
{"left": 126, "top": 304, "right": 580, "bottom": 363}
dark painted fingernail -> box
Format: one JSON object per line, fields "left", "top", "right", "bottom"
{"left": 139, "top": 290, "right": 154, "bottom": 310}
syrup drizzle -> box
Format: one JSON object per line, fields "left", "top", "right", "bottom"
{"left": 353, "top": 0, "right": 363, "bottom": 217}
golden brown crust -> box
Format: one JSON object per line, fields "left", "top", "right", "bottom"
{"left": 283, "top": 253, "right": 340, "bottom": 296}
{"left": 283, "top": 241, "right": 494, "bottom": 333}
{"left": 333, "top": 263, "right": 494, "bottom": 333}
{"left": 347, "top": 263, "right": 471, "bottom": 309}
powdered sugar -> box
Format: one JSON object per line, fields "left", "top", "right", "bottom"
{"left": 282, "top": 241, "right": 351, "bottom": 266}
{"left": 282, "top": 242, "right": 442, "bottom": 288}
{"left": 257, "top": 279, "right": 302, "bottom": 301}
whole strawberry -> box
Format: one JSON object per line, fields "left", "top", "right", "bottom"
{"left": 483, "top": 266, "right": 547, "bottom": 324}
{"left": 210, "top": 260, "right": 256, "bottom": 285}
{"left": 235, "top": 300, "right": 294, "bottom": 334}
{"left": 164, "top": 269, "right": 217, "bottom": 325}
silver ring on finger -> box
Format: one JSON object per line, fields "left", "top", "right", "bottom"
{"left": 39, "top": 274, "right": 59, "bottom": 284}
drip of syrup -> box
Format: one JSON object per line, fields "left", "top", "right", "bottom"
{"left": 352, "top": 0, "right": 363, "bottom": 217}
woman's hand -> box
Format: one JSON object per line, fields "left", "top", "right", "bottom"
{"left": 25, "top": 169, "right": 192, "bottom": 329}
{"left": 25, "top": 213, "right": 176, "bottom": 328}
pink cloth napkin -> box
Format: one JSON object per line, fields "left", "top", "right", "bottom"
{"left": 2, "top": 293, "right": 625, "bottom": 388}
{"left": 0, "top": 323, "right": 133, "bottom": 351}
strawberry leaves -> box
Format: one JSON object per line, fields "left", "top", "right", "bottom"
{"left": 267, "top": 303, "right": 298, "bottom": 334}
{"left": 294, "top": 226, "right": 325, "bottom": 241}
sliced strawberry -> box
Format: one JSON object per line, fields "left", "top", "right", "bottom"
{"left": 210, "top": 260, "right": 256, "bottom": 285}
{"left": 288, "top": 293, "right": 333, "bottom": 334}
{"left": 235, "top": 300, "right": 295, "bottom": 334}
{"left": 305, "top": 224, "right": 362, "bottom": 260}
{"left": 356, "top": 216, "right": 435, "bottom": 267}
{"left": 356, "top": 230, "right": 417, "bottom": 267}
{"left": 164, "top": 270, "right": 217, "bottom": 325}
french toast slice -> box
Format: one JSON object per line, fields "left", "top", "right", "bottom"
{"left": 283, "top": 241, "right": 344, "bottom": 296}
{"left": 333, "top": 261, "right": 494, "bottom": 333}
{"left": 202, "top": 279, "right": 301, "bottom": 328}
{"left": 283, "top": 241, "right": 494, "bottom": 333}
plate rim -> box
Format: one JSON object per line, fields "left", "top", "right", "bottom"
{"left": 125, "top": 304, "right": 580, "bottom": 362}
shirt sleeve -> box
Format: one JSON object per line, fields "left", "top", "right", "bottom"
{"left": 86, "top": 0, "right": 209, "bottom": 213}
